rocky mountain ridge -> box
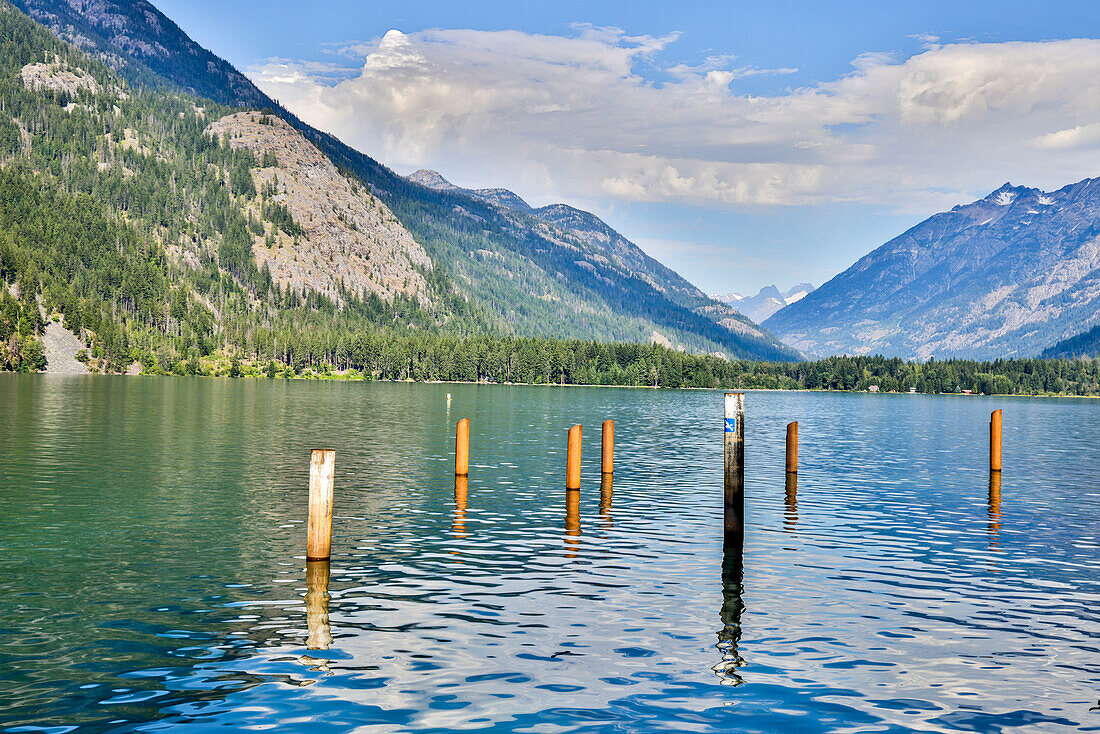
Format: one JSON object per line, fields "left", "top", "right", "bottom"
{"left": 407, "top": 169, "right": 534, "bottom": 212}
{"left": 10, "top": 0, "right": 269, "bottom": 107}
{"left": 765, "top": 179, "right": 1100, "bottom": 359}
{"left": 404, "top": 168, "right": 750, "bottom": 322}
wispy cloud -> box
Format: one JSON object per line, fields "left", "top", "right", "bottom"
{"left": 248, "top": 29, "right": 1100, "bottom": 210}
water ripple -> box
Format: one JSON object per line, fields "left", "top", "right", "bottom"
{"left": 0, "top": 377, "right": 1098, "bottom": 731}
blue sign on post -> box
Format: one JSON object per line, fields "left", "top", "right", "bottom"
{"left": 724, "top": 418, "right": 737, "bottom": 433}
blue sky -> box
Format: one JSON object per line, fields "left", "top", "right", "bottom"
{"left": 155, "top": 0, "right": 1100, "bottom": 296}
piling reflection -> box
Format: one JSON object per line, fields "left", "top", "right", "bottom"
{"left": 565, "top": 489, "right": 581, "bottom": 558}
{"left": 452, "top": 475, "right": 469, "bottom": 539}
{"left": 784, "top": 473, "right": 798, "bottom": 533}
{"left": 714, "top": 536, "right": 745, "bottom": 686}
{"left": 599, "top": 474, "right": 613, "bottom": 529}
{"left": 305, "top": 560, "right": 333, "bottom": 651}
{"left": 987, "top": 472, "right": 1002, "bottom": 557}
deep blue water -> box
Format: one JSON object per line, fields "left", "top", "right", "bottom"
{"left": 0, "top": 375, "right": 1098, "bottom": 732}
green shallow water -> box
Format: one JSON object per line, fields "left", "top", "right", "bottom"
{"left": 0, "top": 375, "right": 1098, "bottom": 732}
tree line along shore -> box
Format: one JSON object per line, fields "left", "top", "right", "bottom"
{"left": 4, "top": 300, "right": 1100, "bottom": 397}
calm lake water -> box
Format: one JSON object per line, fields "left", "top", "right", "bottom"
{"left": 1, "top": 375, "right": 1098, "bottom": 732}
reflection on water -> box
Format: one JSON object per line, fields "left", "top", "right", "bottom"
{"left": 783, "top": 473, "right": 798, "bottom": 533}
{"left": 714, "top": 538, "right": 745, "bottom": 686}
{"left": 452, "top": 475, "right": 468, "bottom": 539}
{"left": 987, "top": 471, "right": 1003, "bottom": 567}
{"left": 599, "top": 473, "right": 613, "bottom": 529}
{"left": 988, "top": 471, "right": 1003, "bottom": 534}
{"left": 1, "top": 376, "right": 1098, "bottom": 731}
{"left": 304, "top": 561, "right": 333, "bottom": 652}
{"left": 565, "top": 488, "right": 581, "bottom": 557}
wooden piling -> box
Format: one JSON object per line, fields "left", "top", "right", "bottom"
{"left": 602, "top": 419, "right": 615, "bottom": 475}
{"left": 724, "top": 393, "right": 745, "bottom": 540}
{"left": 307, "top": 449, "right": 335, "bottom": 561}
{"left": 785, "top": 421, "right": 798, "bottom": 474}
{"left": 990, "top": 409, "right": 1002, "bottom": 473}
{"left": 455, "top": 418, "right": 470, "bottom": 476}
{"left": 567, "top": 424, "right": 582, "bottom": 490}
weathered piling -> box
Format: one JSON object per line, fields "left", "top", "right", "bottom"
{"left": 455, "top": 418, "right": 470, "bottom": 476}
{"left": 724, "top": 393, "right": 745, "bottom": 540}
{"left": 307, "top": 449, "right": 335, "bottom": 561}
{"left": 602, "top": 419, "right": 615, "bottom": 475}
{"left": 990, "top": 409, "right": 1002, "bottom": 473}
{"left": 786, "top": 421, "right": 798, "bottom": 474}
{"left": 567, "top": 424, "right": 582, "bottom": 490}
{"left": 305, "top": 560, "right": 333, "bottom": 650}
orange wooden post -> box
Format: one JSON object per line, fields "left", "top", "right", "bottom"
{"left": 601, "top": 419, "right": 614, "bottom": 475}
{"left": 786, "top": 421, "right": 798, "bottom": 474}
{"left": 567, "top": 424, "right": 582, "bottom": 490}
{"left": 307, "top": 449, "right": 335, "bottom": 561}
{"left": 990, "top": 409, "right": 1002, "bottom": 473}
{"left": 455, "top": 418, "right": 470, "bottom": 476}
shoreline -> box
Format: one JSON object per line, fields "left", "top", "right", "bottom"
{"left": 7, "top": 370, "right": 1098, "bottom": 399}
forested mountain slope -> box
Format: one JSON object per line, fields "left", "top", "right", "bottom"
{"left": 5, "top": 0, "right": 797, "bottom": 361}
{"left": 1041, "top": 324, "right": 1100, "bottom": 358}
{"left": 765, "top": 180, "right": 1100, "bottom": 359}
{"left": 0, "top": 1, "right": 479, "bottom": 373}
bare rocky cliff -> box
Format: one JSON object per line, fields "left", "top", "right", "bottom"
{"left": 207, "top": 112, "right": 431, "bottom": 303}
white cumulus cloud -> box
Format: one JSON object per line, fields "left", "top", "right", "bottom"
{"left": 248, "top": 29, "right": 1100, "bottom": 210}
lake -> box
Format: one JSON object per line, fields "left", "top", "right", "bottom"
{"left": 1, "top": 375, "right": 1098, "bottom": 732}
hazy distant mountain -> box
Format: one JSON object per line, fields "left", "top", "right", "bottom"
{"left": 765, "top": 179, "right": 1100, "bottom": 360}
{"left": 713, "top": 283, "right": 815, "bottom": 323}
